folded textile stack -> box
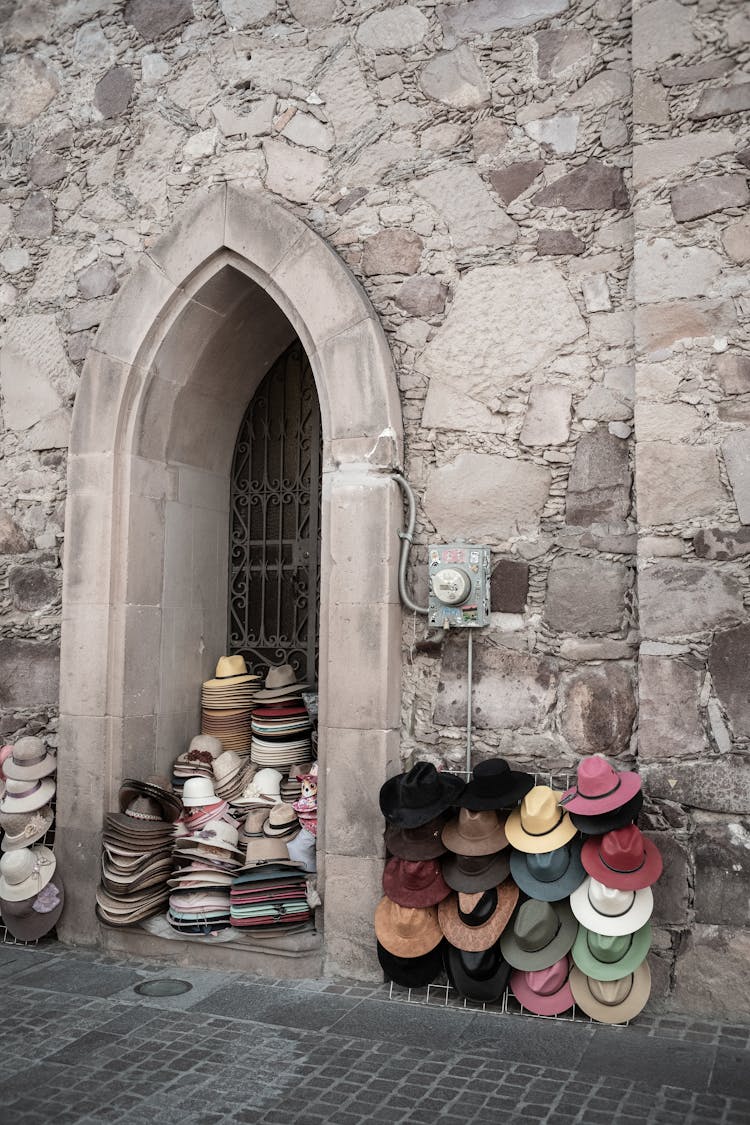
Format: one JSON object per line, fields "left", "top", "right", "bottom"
{"left": 168, "top": 778, "right": 242, "bottom": 935}
{"left": 96, "top": 778, "right": 181, "bottom": 927}
{"left": 250, "top": 664, "right": 312, "bottom": 769}
{"left": 201, "top": 656, "right": 260, "bottom": 756}
{"left": 172, "top": 735, "right": 223, "bottom": 795}
{"left": 230, "top": 837, "right": 310, "bottom": 931}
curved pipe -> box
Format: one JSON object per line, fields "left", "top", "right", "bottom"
{"left": 392, "top": 472, "right": 429, "bottom": 615}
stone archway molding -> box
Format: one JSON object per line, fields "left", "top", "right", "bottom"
{"left": 59, "top": 184, "right": 404, "bottom": 980}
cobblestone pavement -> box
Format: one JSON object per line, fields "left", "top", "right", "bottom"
{"left": 1, "top": 940, "right": 749, "bottom": 1125}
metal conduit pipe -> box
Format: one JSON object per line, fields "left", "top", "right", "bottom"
{"left": 391, "top": 472, "right": 429, "bottom": 615}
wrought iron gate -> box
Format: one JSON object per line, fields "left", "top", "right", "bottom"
{"left": 228, "top": 340, "right": 322, "bottom": 684}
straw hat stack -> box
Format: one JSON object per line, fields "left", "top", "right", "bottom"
{"left": 201, "top": 656, "right": 260, "bottom": 756}
{"left": 250, "top": 664, "right": 313, "bottom": 769}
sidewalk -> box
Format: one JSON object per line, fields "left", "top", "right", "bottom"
{"left": 1, "top": 940, "right": 748, "bottom": 1125}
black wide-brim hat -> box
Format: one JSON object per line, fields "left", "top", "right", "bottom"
{"left": 457, "top": 758, "right": 535, "bottom": 812}
{"left": 377, "top": 938, "right": 445, "bottom": 989}
{"left": 119, "top": 779, "right": 182, "bottom": 823}
{"left": 385, "top": 814, "right": 449, "bottom": 860}
{"left": 569, "top": 790, "right": 643, "bottom": 836}
{"left": 379, "top": 762, "right": 465, "bottom": 829}
{"left": 445, "top": 937, "right": 512, "bottom": 1004}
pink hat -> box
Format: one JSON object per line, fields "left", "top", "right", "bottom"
{"left": 560, "top": 756, "right": 641, "bottom": 816}
{"left": 510, "top": 954, "right": 574, "bottom": 1016}
{"left": 0, "top": 745, "right": 14, "bottom": 780}
{"left": 581, "top": 825, "right": 663, "bottom": 891}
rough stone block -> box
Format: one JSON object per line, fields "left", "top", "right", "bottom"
{"left": 639, "top": 560, "right": 743, "bottom": 639}
{"left": 632, "top": 0, "right": 697, "bottom": 68}
{"left": 635, "top": 443, "right": 725, "bottom": 526}
{"left": 633, "top": 130, "right": 734, "bottom": 187}
{"left": 694, "top": 526, "right": 750, "bottom": 560}
{"left": 0, "top": 509, "right": 30, "bottom": 554}
{"left": 28, "top": 151, "right": 67, "bottom": 186}
{"left": 636, "top": 300, "right": 735, "bottom": 355}
{"left": 14, "top": 191, "right": 54, "bottom": 238}
{"left": 709, "top": 623, "right": 750, "bottom": 738}
{"left": 419, "top": 44, "right": 490, "bottom": 109}
{"left": 395, "top": 276, "right": 448, "bottom": 317}
{"left": 0, "top": 55, "right": 59, "bottom": 127}
{"left": 356, "top": 4, "right": 428, "bottom": 49}
{"left": 534, "top": 29, "right": 592, "bottom": 79}
{"left": 671, "top": 175, "right": 750, "bottom": 223}
{"left": 638, "top": 655, "right": 706, "bottom": 761}
{"left": 722, "top": 431, "right": 750, "bottom": 524}
{"left": 566, "top": 69, "right": 630, "bottom": 109}
{"left": 559, "top": 663, "right": 635, "bottom": 757}
{"left": 634, "top": 238, "right": 722, "bottom": 303}
{"left": 472, "top": 118, "right": 509, "bottom": 162}
{"left": 717, "top": 355, "right": 750, "bottom": 398}
{"left": 0, "top": 314, "right": 69, "bottom": 431}
{"left": 415, "top": 164, "right": 517, "bottom": 250}
{"left": 490, "top": 558, "right": 529, "bottom": 614}
{"left": 8, "top": 564, "right": 59, "bottom": 611}
{"left": 324, "top": 601, "right": 401, "bottom": 731}
{"left": 287, "top": 0, "right": 337, "bottom": 27}
{"left": 644, "top": 831, "right": 689, "bottom": 926}
{"left": 77, "top": 260, "right": 118, "bottom": 299}
{"left": 263, "top": 137, "right": 329, "bottom": 204}
{"left": 435, "top": 639, "right": 557, "bottom": 731}
{"left": 643, "top": 757, "right": 750, "bottom": 814}
{"left": 0, "top": 638, "right": 60, "bottom": 709}
{"left": 124, "top": 0, "right": 193, "bottom": 40}
{"left": 440, "top": 0, "right": 569, "bottom": 36}
{"left": 565, "top": 426, "right": 630, "bottom": 527}
{"left": 524, "top": 112, "right": 578, "bottom": 155}
{"left": 660, "top": 58, "right": 732, "bottom": 86}
{"left": 722, "top": 219, "right": 750, "bottom": 264}
{"left": 220, "top": 0, "right": 275, "bottom": 28}
{"left": 94, "top": 67, "right": 134, "bottom": 118}
{"left": 323, "top": 854, "right": 383, "bottom": 982}
{"left": 323, "top": 471, "right": 400, "bottom": 606}
{"left": 672, "top": 924, "right": 750, "bottom": 1020}
{"left": 545, "top": 555, "right": 629, "bottom": 635}
{"left": 520, "top": 384, "right": 572, "bottom": 447}
{"left": 489, "top": 161, "right": 544, "bottom": 205}
{"left": 694, "top": 820, "right": 750, "bottom": 928}
{"left": 424, "top": 452, "right": 550, "bottom": 541}
{"left": 362, "top": 228, "right": 423, "bottom": 276}
{"left": 691, "top": 82, "right": 750, "bottom": 122}
{"left": 532, "top": 159, "right": 628, "bottom": 211}
{"left": 537, "top": 229, "right": 585, "bottom": 256}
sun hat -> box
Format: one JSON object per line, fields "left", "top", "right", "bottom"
{"left": 232, "top": 768, "right": 283, "bottom": 807}
{"left": 377, "top": 938, "right": 445, "bottom": 990}
{"left": 509, "top": 838, "right": 586, "bottom": 902}
{"left": 375, "top": 897, "right": 443, "bottom": 958}
{"left": 1, "top": 806, "right": 54, "bottom": 852}
{"left": 504, "top": 786, "right": 576, "bottom": 855}
{"left": 510, "top": 954, "right": 575, "bottom": 1016}
{"left": 560, "top": 755, "right": 642, "bottom": 816}
{"left": 442, "top": 850, "right": 510, "bottom": 893}
{"left": 441, "top": 808, "right": 508, "bottom": 857}
{"left": 118, "top": 777, "right": 182, "bottom": 822}
{"left": 380, "top": 763, "right": 465, "bottom": 829}
{"left": 569, "top": 961, "right": 651, "bottom": 1024}
{"left": 457, "top": 758, "right": 535, "bottom": 811}
{"left": 569, "top": 790, "right": 644, "bottom": 836}
{"left": 177, "top": 820, "right": 242, "bottom": 855}
{"left": 3, "top": 738, "right": 57, "bottom": 782}
{"left": 570, "top": 876, "right": 654, "bottom": 936}
{"left": 0, "top": 844, "right": 56, "bottom": 901}
{"left": 202, "top": 655, "right": 259, "bottom": 690}
{"left": 262, "top": 803, "right": 300, "bottom": 838}
{"left": 177, "top": 735, "right": 224, "bottom": 767}
{"left": 437, "top": 879, "right": 519, "bottom": 953}
{"left": 0, "top": 776, "right": 55, "bottom": 814}
{"left": 385, "top": 815, "right": 449, "bottom": 860}
{"left": 0, "top": 872, "right": 65, "bottom": 942}
{"left": 253, "top": 663, "right": 311, "bottom": 702}
{"left": 181, "top": 776, "right": 219, "bottom": 808}
{"left": 383, "top": 857, "right": 451, "bottom": 909}
{"left": 571, "top": 921, "right": 652, "bottom": 981}
{"left": 500, "top": 898, "right": 577, "bottom": 971}
{"left": 581, "top": 825, "right": 663, "bottom": 891}
{"left": 444, "top": 938, "right": 512, "bottom": 1003}
{"left": 213, "top": 751, "right": 246, "bottom": 786}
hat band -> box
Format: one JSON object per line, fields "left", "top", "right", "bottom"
{"left": 562, "top": 776, "right": 621, "bottom": 805}
{"left": 599, "top": 850, "right": 646, "bottom": 875}
{"left": 520, "top": 916, "right": 560, "bottom": 952}
{"left": 594, "top": 975, "right": 634, "bottom": 1006}
{"left": 588, "top": 885, "right": 635, "bottom": 917}
{"left": 126, "top": 810, "right": 163, "bottom": 822}
{"left": 9, "top": 852, "right": 53, "bottom": 887}
{"left": 14, "top": 748, "right": 47, "bottom": 766}
{"left": 587, "top": 931, "right": 633, "bottom": 964}
{"left": 8, "top": 782, "right": 42, "bottom": 799}
{"left": 522, "top": 810, "right": 564, "bottom": 837}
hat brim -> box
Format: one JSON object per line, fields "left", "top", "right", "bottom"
{"left": 0, "top": 778, "right": 56, "bottom": 814}
{"left": 441, "top": 851, "right": 510, "bottom": 893}
{"left": 380, "top": 773, "right": 466, "bottom": 830}
{"left": 500, "top": 899, "right": 578, "bottom": 971}
{"left": 571, "top": 921, "right": 652, "bottom": 981}
{"left": 509, "top": 840, "right": 586, "bottom": 902}
{"left": 510, "top": 963, "right": 575, "bottom": 1016}
{"left": 569, "top": 961, "right": 651, "bottom": 1024}
{"left": 457, "top": 773, "right": 535, "bottom": 812}
{"left": 569, "top": 791, "right": 644, "bottom": 836}
{"left": 3, "top": 756, "right": 57, "bottom": 781}
{"left": 560, "top": 771, "right": 642, "bottom": 816}
{"left": 441, "top": 817, "right": 508, "bottom": 857}
{"left": 437, "top": 879, "right": 518, "bottom": 953}
{"left": 1, "top": 875, "right": 65, "bottom": 941}
{"left": 377, "top": 939, "right": 445, "bottom": 989}
{"left": 382, "top": 860, "right": 451, "bottom": 908}
{"left": 374, "top": 897, "right": 444, "bottom": 958}
{"left": 504, "top": 808, "right": 577, "bottom": 855}
{"left": 581, "top": 836, "right": 663, "bottom": 891}
{"left": 570, "top": 878, "right": 654, "bottom": 936}
{"left": 445, "top": 939, "right": 512, "bottom": 1003}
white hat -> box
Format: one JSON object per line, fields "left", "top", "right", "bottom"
{"left": 570, "top": 876, "right": 653, "bottom": 937}
{"left": 181, "top": 776, "right": 219, "bottom": 808}
{"left": 3, "top": 738, "right": 57, "bottom": 782}
{"left": 0, "top": 845, "right": 56, "bottom": 901}
{"left": 231, "top": 768, "right": 283, "bottom": 807}
{"left": 175, "top": 819, "right": 242, "bottom": 854}
{"left": 0, "top": 776, "right": 56, "bottom": 814}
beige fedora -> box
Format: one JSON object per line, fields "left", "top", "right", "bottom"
{"left": 504, "top": 785, "right": 576, "bottom": 854}
{"left": 569, "top": 961, "right": 651, "bottom": 1024}
{"left": 3, "top": 738, "right": 57, "bottom": 782}
{"left": 254, "top": 663, "right": 310, "bottom": 702}
{"left": 0, "top": 844, "right": 56, "bottom": 901}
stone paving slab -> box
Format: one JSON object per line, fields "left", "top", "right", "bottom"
{"left": 1, "top": 943, "right": 749, "bottom": 1125}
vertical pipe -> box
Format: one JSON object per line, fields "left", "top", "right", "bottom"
{"left": 466, "top": 628, "right": 473, "bottom": 777}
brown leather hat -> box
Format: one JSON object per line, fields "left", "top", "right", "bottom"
{"left": 441, "top": 808, "right": 508, "bottom": 857}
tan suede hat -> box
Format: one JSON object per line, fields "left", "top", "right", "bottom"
{"left": 569, "top": 961, "right": 651, "bottom": 1024}
{"left": 374, "top": 897, "right": 443, "bottom": 958}
{"left": 441, "top": 808, "right": 508, "bottom": 857}
{"left": 437, "top": 878, "right": 519, "bottom": 952}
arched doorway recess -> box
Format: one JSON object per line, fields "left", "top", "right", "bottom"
{"left": 58, "top": 185, "right": 403, "bottom": 980}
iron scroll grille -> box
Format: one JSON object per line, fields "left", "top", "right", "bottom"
{"left": 228, "top": 339, "right": 322, "bottom": 684}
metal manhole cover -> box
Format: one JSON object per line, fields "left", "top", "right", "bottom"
{"left": 134, "top": 978, "right": 193, "bottom": 997}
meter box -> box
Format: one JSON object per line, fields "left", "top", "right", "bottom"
{"left": 428, "top": 544, "right": 491, "bottom": 628}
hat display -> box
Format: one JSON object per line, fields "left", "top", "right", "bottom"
{"left": 0, "top": 806, "right": 54, "bottom": 852}
{"left": 437, "top": 880, "right": 519, "bottom": 953}
{"left": 3, "top": 738, "right": 57, "bottom": 782}
{"left": 445, "top": 938, "right": 512, "bottom": 1003}
{"left": 581, "top": 825, "right": 663, "bottom": 891}
{"left": 441, "top": 850, "right": 510, "bottom": 894}
{"left": 510, "top": 954, "right": 574, "bottom": 1016}
{"left": 500, "top": 898, "right": 577, "bottom": 971}
{"left": 457, "top": 758, "right": 534, "bottom": 812}
{"left": 0, "top": 776, "right": 56, "bottom": 815}
{"left": 0, "top": 872, "right": 65, "bottom": 942}
{"left": 509, "top": 838, "right": 586, "bottom": 902}
{"left": 569, "top": 962, "right": 652, "bottom": 1024}
{"left": 250, "top": 690, "right": 314, "bottom": 769}
{"left": 377, "top": 938, "right": 445, "bottom": 990}
{"left": 212, "top": 751, "right": 257, "bottom": 805}
{"left": 383, "top": 858, "right": 451, "bottom": 909}
{"left": 504, "top": 786, "right": 576, "bottom": 855}
{"left": 380, "top": 762, "right": 465, "bottom": 829}
{"left": 570, "top": 876, "right": 654, "bottom": 936}
{"left": 169, "top": 805, "right": 243, "bottom": 933}
{"left": 0, "top": 845, "right": 56, "bottom": 901}
{"left": 571, "top": 922, "right": 652, "bottom": 982}
{"left": 560, "top": 755, "right": 642, "bottom": 817}
{"left": 375, "top": 897, "right": 444, "bottom": 958}
{"left": 441, "top": 808, "right": 508, "bottom": 857}
{"left": 569, "top": 790, "right": 644, "bottom": 836}
{"left": 385, "top": 815, "right": 448, "bottom": 861}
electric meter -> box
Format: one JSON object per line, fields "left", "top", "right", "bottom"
{"left": 428, "top": 544, "right": 491, "bottom": 628}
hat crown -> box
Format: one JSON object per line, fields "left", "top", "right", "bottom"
{"left": 189, "top": 735, "right": 222, "bottom": 759}
{"left": 182, "top": 776, "right": 218, "bottom": 805}
{"left": 125, "top": 795, "right": 164, "bottom": 820}
{"left": 515, "top": 899, "right": 559, "bottom": 951}
{"left": 400, "top": 859, "right": 437, "bottom": 891}
{"left": 458, "top": 887, "right": 497, "bottom": 927}
{"left": 192, "top": 821, "right": 238, "bottom": 848}
{"left": 268, "top": 803, "right": 297, "bottom": 827}
{"left": 526, "top": 844, "right": 570, "bottom": 883}
{"left": 244, "top": 836, "right": 290, "bottom": 865}
{"left": 264, "top": 663, "right": 297, "bottom": 690}
{"left": 213, "top": 751, "right": 242, "bottom": 780}
{"left": 588, "top": 877, "right": 635, "bottom": 917}
{"left": 0, "top": 846, "right": 47, "bottom": 886}
{"left": 400, "top": 763, "right": 443, "bottom": 809}
{"left": 455, "top": 853, "right": 497, "bottom": 877}
{"left": 215, "top": 655, "right": 248, "bottom": 679}
{"left": 455, "top": 945, "right": 503, "bottom": 981}
{"left": 11, "top": 737, "right": 47, "bottom": 765}
{"left": 588, "top": 974, "right": 634, "bottom": 1006}
{"left": 576, "top": 755, "right": 621, "bottom": 799}
{"left": 520, "top": 786, "right": 562, "bottom": 835}
{"left": 242, "top": 809, "right": 269, "bottom": 833}
{"left": 392, "top": 903, "right": 425, "bottom": 939}
{"left": 456, "top": 807, "right": 504, "bottom": 842}
{"left": 525, "top": 955, "right": 569, "bottom": 996}
{"left": 5, "top": 778, "right": 39, "bottom": 796}
{"left": 599, "top": 825, "right": 646, "bottom": 874}
{"left": 470, "top": 758, "right": 512, "bottom": 796}
{"left": 587, "top": 929, "right": 632, "bottom": 964}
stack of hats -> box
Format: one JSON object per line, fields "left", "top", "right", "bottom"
{"left": 201, "top": 656, "right": 260, "bottom": 756}
{"left": 168, "top": 776, "right": 241, "bottom": 935}
{"left": 280, "top": 760, "right": 312, "bottom": 805}
{"left": 0, "top": 843, "right": 64, "bottom": 942}
{"left": 250, "top": 664, "right": 313, "bottom": 769}
{"left": 229, "top": 766, "right": 283, "bottom": 811}
{"left": 230, "top": 836, "right": 311, "bottom": 931}
{"left": 96, "top": 778, "right": 181, "bottom": 927}
{"left": 0, "top": 738, "right": 56, "bottom": 855}
{"left": 172, "top": 735, "right": 224, "bottom": 796}
{"left": 212, "top": 750, "right": 256, "bottom": 804}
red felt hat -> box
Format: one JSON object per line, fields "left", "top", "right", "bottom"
{"left": 581, "top": 825, "right": 663, "bottom": 891}
{"left": 382, "top": 857, "right": 451, "bottom": 908}
{"left": 560, "top": 755, "right": 641, "bottom": 816}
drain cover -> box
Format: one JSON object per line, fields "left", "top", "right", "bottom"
{"left": 134, "top": 978, "right": 192, "bottom": 997}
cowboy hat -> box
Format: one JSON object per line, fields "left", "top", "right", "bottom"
{"left": 374, "top": 897, "right": 443, "bottom": 958}
{"left": 560, "top": 755, "right": 641, "bottom": 817}
{"left": 570, "top": 876, "right": 654, "bottom": 936}
{"left": 441, "top": 850, "right": 510, "bottom": 894}
{"left": 377, "top": 939, "right": 445, "bottom": 990}
{"left": 445, "top": 939, "right": 512, "bottom": 1004}
{"left": 0, "top": 844, "right": 56, "bottom": 901}
{"left": 0, "top": 777, "right": 55, "bottom": 815}
{"left": 0, "top": 872, "right": 65, "bottom": 942}
{"left": 569, "top": 790, "right": 644, "bottom": 836}
{"left": 509, "top": 838, "right": 586, "bottom": 902}
{"left": 510, "top": 954, "right": 575, "bottom": 1016}
{"left": 581, "top": 825, "right": 663, "bottom": 891}
{"left": 457, "top": 758, "right": 534, "bottom": 812}
{"left": 441, "top": 808, "right": 508, "bottom": 857}
{"left": 380, "top": 763, "right": 465, "bottom": 829}
{"left": 437, "top": 880, "right": 518, "bottom": 953}
{"left": 202, "top": 655, "right": 260, "bottom": 690}
{"left": 253, "top": 663, "right": 311, "bottom": 702}
{"left": 3, "top": 738, "right": 57, "bottom": 782}
{"left": 569, "top": 961, "right": 651, "bottom": 1024}
{"left": 571, "top": 922, "right": 652, "bottom": 982}
{"left": 0, "top": 806, "right": 54, "bottom": 852}
{"left": 500, "top": 898, "right": 577, "bottom": 971}
{"left": 504, "top": 786, "right": 576, "bottom": 855}
{"left": 119, "top": 778, "right": 182, "bottom": 822}
{"left": 382, "top": 857, "right": 451, "bottom": 909}
{"left": 385, "top": 816, "right": 449, "bottom": 861}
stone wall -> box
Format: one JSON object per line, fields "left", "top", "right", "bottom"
{"left": 0, "top": 0, "right": 748, "bottom": 1016}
